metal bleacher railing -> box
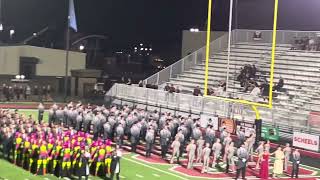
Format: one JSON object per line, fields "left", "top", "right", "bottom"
{"left": 144, "top": 29, "right": 320, "bottom": 86}
{"left": 106, "top": 84, "right": 320, "bottom": 138}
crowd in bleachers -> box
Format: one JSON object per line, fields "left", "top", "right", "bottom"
{"left": 291, "top": 36, "right": 320, "bottom": 51}
{"left": 236, "top": 64, "right": 285, "bottom": 98}
{"left": 0, "top": 84, "right": 53, "bottom": 102}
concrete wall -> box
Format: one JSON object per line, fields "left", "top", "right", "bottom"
{"left": 0, "top": 46, "right": 86, "bottom": 76}
{"left": 181, "top": 30, "right": 227, "bottom": 58}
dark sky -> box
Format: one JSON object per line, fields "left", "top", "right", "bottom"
{"left": 2, "top": 0, "right": 320, "bottom": 60}
{"left": 1, "top": 0, "right": 231, "bottom": 60}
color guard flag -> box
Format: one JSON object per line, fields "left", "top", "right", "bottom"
{"left": 69, "top": 0, "right": 77, "bottom": 32}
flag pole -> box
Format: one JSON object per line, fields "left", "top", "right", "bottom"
{"left": 64, "top": 14, "right": 71, "bottom": 102}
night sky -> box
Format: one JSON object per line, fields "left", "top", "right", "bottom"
{"left": 2, "top": 0, "right": 320, "bottom": 61}
{"left": 1, "top": 0, "right": 231, "bottom": 60}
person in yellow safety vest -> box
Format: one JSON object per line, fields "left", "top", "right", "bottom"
{"left": 105, "top": 140, "right": 113, "bottom": 176}
{"left": 29, "top": 138, "right": 39, "bottom": 172}
{"left": 14, "top": 132, "right": 23, "bottom": 165}
{"left": 21, "top": 136, "right": 31, "bottom": 168}
{"left": 89, "top": 141, "right": 98, "bottom": 167}
{"left": 72, "top": 141, "right": 81, "bottom": 168}
{"left": 51, "top": 140, "right": 62, "bottom": 173}
{"left": 37, "top": 140, "right": 48, "bottom": 175}
{"left": 60, "top": 142, "right": 72, "bottom": 178}
{"left": 95, "top": 144, "right": 106, "bottom": 176}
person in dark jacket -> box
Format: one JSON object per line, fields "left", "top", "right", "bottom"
{"left": 76, "top": 147, "right": 91, "bottom": 180}
{"left": 107, "top": 148, "right": 122, "bottom": 180}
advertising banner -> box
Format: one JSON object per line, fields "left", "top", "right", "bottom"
{"left": 293, "top": 132, "right": 319, "bottom": 152}
{"left": 261, "top": 126, "right": 280, "bottom": 141}
{"left": 236, "top": 121, "right": 256, "bottom": 137}
{"left": 220, "top": 118, "right": 236, "bottom": 134}
{"left": 200, "top": 114, "right": 219, "bottom": 130}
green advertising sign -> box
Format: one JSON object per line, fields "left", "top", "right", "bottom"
{"left": 261, "top": 126, "right": 280, "bottom": 141}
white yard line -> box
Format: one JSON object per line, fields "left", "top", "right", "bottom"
{"left": 136, "top": 174, "right": 144, "bottom": 178}
{"left": 122, "top": 156, "right": 189, "bottom": 180}
{"left": 153, "top": 173, "right": 160, "bottom": 177}
{"left": 119, "top": 175, "right": 126, "bottom": 179}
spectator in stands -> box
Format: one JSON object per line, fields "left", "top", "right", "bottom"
{"left": 207, "top": 87, "right": 214, "bottom": 95}
{"left": 274, "top": 77, "right": 284, "bottom": 92}
{"left": 193, "top": 86, "right": 202, "bottom": 96}
{"left": 308, "top": 37, "right": 316, "bottom": 51}
{"left": 302, "top": 36, "right": 309, "bottom": 50}
{"left": 261, "top": 81, "right": 270, "bottom": 98}
{"left": 169, "top": 84, "right": 175, "bottom": 93}
{"left": 251, "top": 65, "right": 257, "bottom": 78}
{"left": 24, "top": 85, "right": 31, "bottom": 100}
{"left": 34, "top": 85, "right": 39, "bottom": 96}
{"left": 126, "top": 78, "right": 132, "bottom": 85}
{"left": 164, "top": 83, "right": 170, "bottom": 91}
{"left": 219, "top": 80, "right": 226, "bottom": 91}
{"left": 120, "top": 76, "right": 126, "bottom": 84}
{"left": 291, "top": 37, "right": 299, "bottom": 50}
{"left": 13, "top": 84, "right": 19, "bottom": 100}
{"left": 175, "top": 86, "right": 180, "bottom": 93}
{"left": 250, "top": 84, "right": 261, "bottom": 97}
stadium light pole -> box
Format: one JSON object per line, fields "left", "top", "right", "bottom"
{"left": 64, "top": 15, "right": 71, "bottom": 102}
{"left": 226, "top": 0, "right": 234, "bottom": 92}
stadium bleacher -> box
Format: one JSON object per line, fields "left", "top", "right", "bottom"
{"left": 106, "top": 30, "right": 320, "bottom": 140}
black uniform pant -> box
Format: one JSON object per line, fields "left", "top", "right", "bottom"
{"left": 146, "top": 142, "right": 153, "bottom": 157}
{"left": 161, "top": 144, "right": 168, "bottom": 158}
{"left": 225, "top": 160, "right": 230, "bottom": 173}
{"left": 179, "top": 142, "right": 185, "bottom": 157}
{"left": 291, "top": 164, "right": 299, "bottom": 178}
{"left": 236, "top": 167, "right": 246, "bottom": 179}
{"left": 131, "top": 137, "right": 138, "bottom": 153}
{"left": 38, "top": 111, "right": 44, "bottom": 124}
{"left": 106, "top": 172, "right": 119, "bottom": 180}
{"left": 78, "top": 175, "right": 88, "bottom": 180}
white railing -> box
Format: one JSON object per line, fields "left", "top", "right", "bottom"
{"left": 106, "top": 84, "right": 320, "bottom": 135}
{"left": 144, "top": 32, "right": 230, "bottom": 85}
{"left": 233, "top": 29, "right": 320, "bottom": 44}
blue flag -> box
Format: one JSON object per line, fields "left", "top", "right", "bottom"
{"left": 69, "top": 0, "right": 77, "bottom": 32}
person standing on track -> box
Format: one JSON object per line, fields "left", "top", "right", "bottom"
{"left": 283, "top": 143, "right": 292, "bottom": 172}
{"left": 291, "top": 148, "right": 301, "bottom": 178}
{"left": 201, "top": 143, "right": 211, "bottom": 174}
{"left": 38, "top": 103, "right": 45, "bottom": 124}
{"left": 211, "top": 138, "right": 222, "bottom": 168}
{"left": 186, "top": 139, "right": 196, "bottom": 169}
{"left": 160, "top": 126, "right": 171, "bottom": 159}
{"left": 235, "top": 143, "right": 249, "bottom": 180}
{"left": 196, "top": 136, "right": 205, "bottom": 163}
{"left": 170, "top": 136, "right": 181, "bottom": 164}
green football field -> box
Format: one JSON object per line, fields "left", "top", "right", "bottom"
{"left": 18, "top": 109, "right": 49, "bottom": 122}
{"left": 0, "top": 153, "right": 196, "bottom": 180}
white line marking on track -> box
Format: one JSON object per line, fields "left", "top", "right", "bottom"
{"left": 123, "top": 156, "right": 189, "bottom": 180}
{"left": 136, "top": 174, "right": 144, "bottom": 178}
